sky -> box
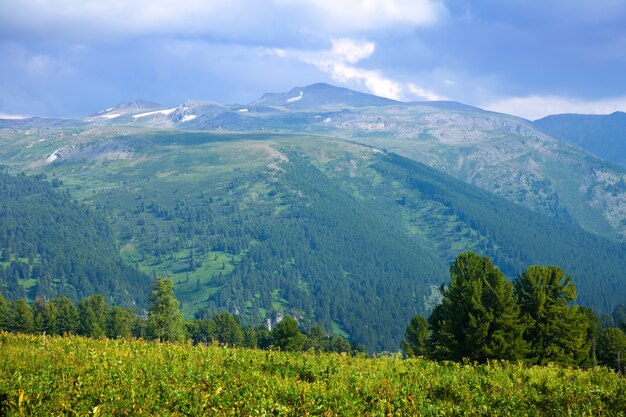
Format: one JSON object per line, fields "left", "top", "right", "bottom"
{"left": 1, "top": 0, "right": 626, "bottom": 120}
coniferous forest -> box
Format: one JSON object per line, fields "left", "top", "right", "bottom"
{"left": 0, "top": 168, "right": 149, "bottom": 305}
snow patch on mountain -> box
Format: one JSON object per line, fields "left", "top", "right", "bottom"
{"left": 181, "top": 114, "right": 196, "bottom": 122}
{"left": 97, "top": 113, "right": 122, "bottom": 119}
{"left": 132, "top": 108, "right": 176, "bottom": 119}
{"left": 286, "top": 91, "right": 304, "bottom": 103}
{"left": 46, "top": 151, "right": 58, "bottom": 163}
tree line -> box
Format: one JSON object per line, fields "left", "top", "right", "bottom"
{"left": 401, "top": 252, "right": 626, "bottom": 372}
{"left": 0, "top": 278, "right": 359, "bottom": 354}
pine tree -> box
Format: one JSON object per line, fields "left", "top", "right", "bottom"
{"left": 213, "top": 312, "right": 243, "bottom": 346}
{"left": 515, "top": 266, "right": 589, "bottom": 366}
{"left": 107, "top": 306, "right": 135, "bottom": 338}
{"left": 428, "top": 252, "right": 527, "bottom": 362}
{"left": 0, "top": 294, "right": 10, "bottom": 331}
{"left": 146, "top": 278, "right": 186, "bottom": 342}
{"left": 10, "top": 299, "right": 34, "bottom": 333}
{"left": 597, "top": 327, "right": 626, "bottom": 372}
{"left": 51, "top": 296, "right": 79, "bottom": 335}
{"left": 272, "top": 316, "right": 306, "bottom": 351}
{"left": 401, "top": 315, "right": 430, "bottom": 357}
{"left": 32, "top": 296, "right": 58, "bottom": 334}
{"left": 78, "top": 294, "right": 109, "bottom": 338}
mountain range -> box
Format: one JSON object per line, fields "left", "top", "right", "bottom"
{"left": 1, "top": 83, "right": 625, "bottom": 351}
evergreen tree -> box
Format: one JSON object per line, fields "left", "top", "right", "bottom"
{"left": 304, "top": 325, "right": 328, "bottom": 351}
{"left": 213, "top": 312, "right": 243, "bottom": 347}
{"left": 146, "top": 278, "right": 186, "bottom": 342}
{"left": 107, "top": 306, "right": 135, "bottom": 338}
{"left": 0, "top": 294, "right": 10, "bottom": 330}
{"left": 515, "top": 266, "right": 589, "bottom": 366}
{"left": 428, "top": 252, "right": 527, "bottom": 362}
{"left": 401, "top": 315, "right": 430, "bottom": 357}
{"left": 51, "top": 296, "right": 79, "bottom": 335}
{"left": 78, "top": 294, "right": 109, "bottom": 338}
{"left": 580, "top": 306, "right": 602, "bottom": 367}
{"left": 272, "top": 316, "right": 306, "bottom": 351}
{"left": 242, "top": 325, "right": 258, "bottom": 348}
{"left": 32, "top": 296, "right": 58, "bottom": 334}
{"left": 10, "top": 299, "right": 34, "bottom": 333}
{"left": 597, "top": 327, "right": 626, "bottom": 372}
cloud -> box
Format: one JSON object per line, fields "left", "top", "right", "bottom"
{"left": 268, "top": 38, "right": 444, "bottom": 101}
{"left": 0, "top": 0, "right": 445, "bottom": 41}
{"left": 277, "top": 0, "right": 446, "bottom": 32}
{"left": 483, "top": 95, "right": 626, "bottom": 120}
{"left": 0, "top": 113, "right": 28, "bottom": 120}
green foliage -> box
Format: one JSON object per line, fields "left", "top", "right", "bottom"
{"left": 515, "top": 266, "right": 589, "bottom": 366}
{"left": 51, "top": 296, "right": 79, "bottom": 335}
{"left": 0, "top": 294, "right": 11, "bottom": 331}
{"left": 401, "top": 315, "right": 430, "bottom": 357}
{"left": 597, "top": 328, "right": 626, "bottom": 372}
{"left": 78, "top": 294, "right": 109, "bottom": 338}
{"left": 2, "top": 332, "right": 626, "bottom": 416}
{"left": 32, "top": 296, "right": 57, "bottom": 334}
{"left": 272, "top": 316, "right": 306, "bottom": 352}
{"left": 146, "top": 278, "right": 186, "bottom": 342}
{"left": 9, "top": 299, "right": 34, "bottom": 333}
{"left": 107, "top": 306, "right": 135, "bottom": 339}
{"left": 213, "top": 312, "right": 244, "bottom": 347}
{"left": 429, "top": 252, "right": 527, "bottom": 362}
{"left": 377, "top": 153, "right": 626, "bottom": 314}
{"left": 0, "top": 170, "right": 149, "bottom": 305}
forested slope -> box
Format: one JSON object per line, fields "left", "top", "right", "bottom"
{"left": 0, "top": 170, "right": 149, "bottom": 306}
{"left": 373, "top": 153, "right": 626, "bottom": 311}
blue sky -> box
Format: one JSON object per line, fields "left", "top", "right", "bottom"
{"left": 1, "top": 0, "right": 625, "bottom": 119}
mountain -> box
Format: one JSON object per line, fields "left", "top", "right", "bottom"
{"left": 252, "top": 83, "right": 399, "bottom": 110}
{"left": 1, "top": 125, "right": 625, "bottom": 351}
{"left": 1, "top": 84, "right": 626, "bottom": 350}
{"left": 0, "top": 169, "right": 149, "bottom": 306}
{"left": 534, "top": 112, "right": 626, "bottom": 168}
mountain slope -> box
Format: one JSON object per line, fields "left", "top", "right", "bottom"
{"left": 252, "top": 83, "right": 399, "bottom": 110}
{"left": 1, "top": 127, "right": 625, "bottom": 350}
{"left": 534, "top": 112, "right": 626, "bottom": 168}
{"left": 0, "top": 170, "right": 149, "bottom": 306}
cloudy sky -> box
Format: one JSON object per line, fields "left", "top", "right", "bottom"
{"left": 1, "top": 0, "right": 625, "bottom": 119}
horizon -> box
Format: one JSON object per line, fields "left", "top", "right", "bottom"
{"left": 4, "top": 81, "right": 626, "bottom": 122}
{"left": 2, "top": 1, "right": 626, "bottom": 120}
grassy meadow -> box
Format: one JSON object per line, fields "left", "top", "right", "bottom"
{"left": 1, "top": 332, "right": 625, "bottom": 416}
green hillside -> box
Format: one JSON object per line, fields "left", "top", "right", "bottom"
{"left": 0, "top": 169, "right": 149, "bottom": 306}
{"left": 534, "top": 112, "right": 626, "bottom": 168}
{"left": 1, "top": 125, "right": 625, "bottom": 351}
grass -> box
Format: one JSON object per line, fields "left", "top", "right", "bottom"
{"left": 1, "top": 332, "right": 626, "bottom": 416}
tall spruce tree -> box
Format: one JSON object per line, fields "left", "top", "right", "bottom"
{"left": 10, "top": 299, "right": 34, "bottom": 333}
{"left": 515, "top": 266, "right": 589, "bottom": 366}
{"left": 0, "top": 294, "right": 10, "bottom": 331}
{"left": 146, "top": 278, "right": 186, "bottom": 342}
{"left": 401, "top": 315, "right": 430, "bottom": 357}
{"left": 78, "top": 294, "right": 109, "bottom": 338}
{"left": 597, "top": 327, "right": 626, "bottom": 372}
{"left": 51, "top": 296, "right": 79, "bottom": 335}
{"left": 32, "top": 296, "right": 58, "bottom": 334}
{"left": 428, "top": 252, "right": 527, "bottom": 362}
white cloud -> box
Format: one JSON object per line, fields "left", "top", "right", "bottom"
{"left": 483, "top": 95, "right": 626, "bottom": 120}
{"left": 267, "top": 37, "right": 444, "bottom": 101}
{"left": 280, "top": 0, "right": 446, "bottom": 32}
{"left": 0, "top": 113, "right": 28, "bottom": 120}
{"left": 0, "top": 0, "right": 445, "bottom": 40}
{"left": 330, "top": 39, "right": 375, "bottom": 64}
